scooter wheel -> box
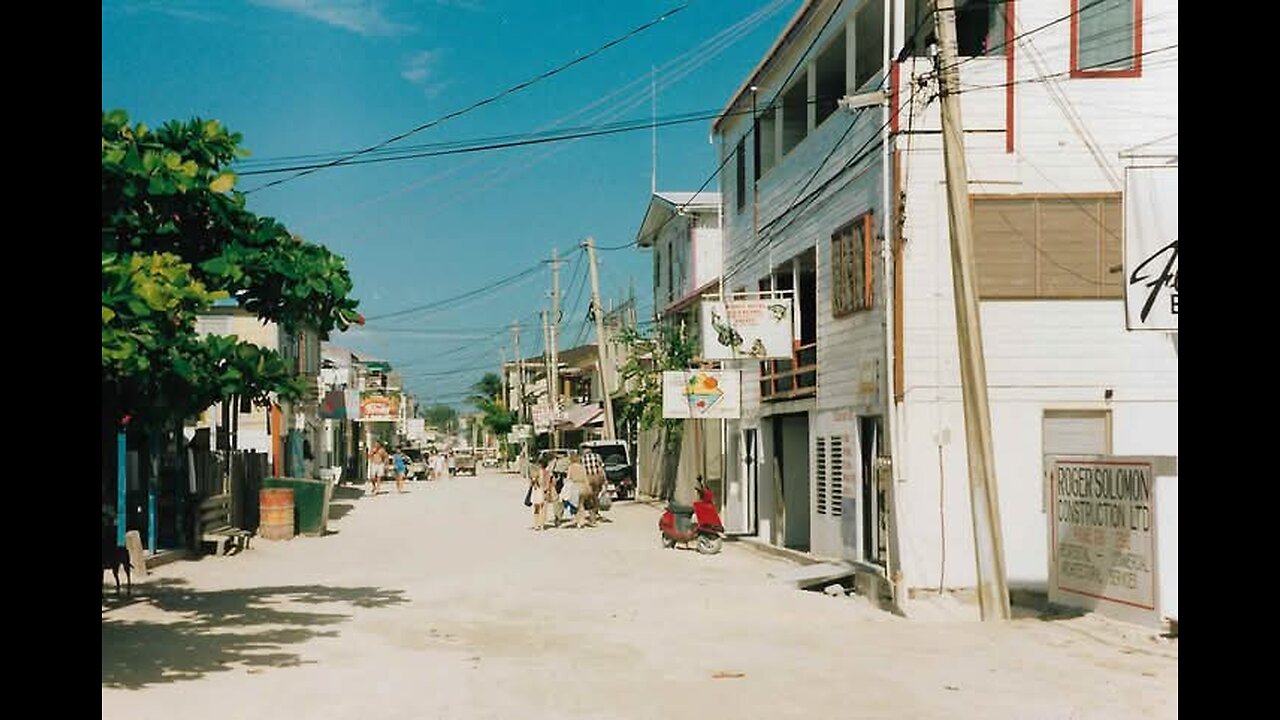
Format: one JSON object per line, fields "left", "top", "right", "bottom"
{"left": 662, "top": 537, "right": 677, "bottom": 549}
{"left": 696, "top": 534, "right": 723, "bottom": 555}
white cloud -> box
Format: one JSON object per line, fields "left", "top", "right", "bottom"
{"left": 250, "top": 0, "right": 412, "bottom": 36}
{"left": 402, "top": 50, "right": 448, "bottom": 98}
{"left": 118, "top": 1, "right": 223, "bottom": 23}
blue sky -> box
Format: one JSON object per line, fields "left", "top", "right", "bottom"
{"left": 102, "top": 0, "right": 800, "bottom": 408}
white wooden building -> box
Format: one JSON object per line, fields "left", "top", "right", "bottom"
{"left": 710, "top": 0, "right": 1177, "bottom": 605}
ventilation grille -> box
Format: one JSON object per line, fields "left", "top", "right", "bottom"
{"left": 829, "top": 437, "right": 844, "bottom": 517}
{"left": 816, "top": 437, "right": 828, "bottom": 515}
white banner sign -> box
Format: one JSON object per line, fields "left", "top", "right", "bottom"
{"left": 700, "top": 297, "right": 794, "bottom": 360}
{"left": 1048, "top": 456, "right": 1158, "bottom": 624}
{"left": 1124, "top": 166, "right": 1178, "bottom": 331}
{"left": 662, "top": 370, "right": 741, "bottom": 419}
{"left": 511, "top": 424, "right": 533, "bottom": 441}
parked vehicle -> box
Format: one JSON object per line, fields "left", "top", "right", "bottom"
{"left": 453, "top": 450, "right": 478, "bottom": 476}
{"left": 658, "top": 480, "right": 724, "bottom": 554}
{"left": 404, "top": 448, "right": 428, "bottom": 481}
{"left": 579, "top": 440, "right": 635, "bottom": 501}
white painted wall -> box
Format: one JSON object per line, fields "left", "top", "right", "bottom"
{"left": 892, "top": 0, "right": 1179, "bottom": 591}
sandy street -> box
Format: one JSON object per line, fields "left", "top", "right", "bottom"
{"left": 102, "top": 469, "right": 1178, "bottom": 720}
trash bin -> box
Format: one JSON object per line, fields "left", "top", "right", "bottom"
{"left": 262, "top": 477, "right": 333, "bottom": 537}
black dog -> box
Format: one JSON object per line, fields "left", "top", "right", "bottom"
{"left": 102, "top": 533, "right": 132, "bottom": 597}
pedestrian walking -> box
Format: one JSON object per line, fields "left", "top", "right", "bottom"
{"left": 367, "top": 441, "right": 388, "bottom": 496}
{"left": 392, "top": 448, "right": 408, "bottom": 494}
{"left": 581, "top": 447, "right": 606, "bottom": 525}
{"left": 565, "top": 452, "right": 594, "bottom": 528}
{"left": 530, "top": 458, "right": 550, "bottom": 530}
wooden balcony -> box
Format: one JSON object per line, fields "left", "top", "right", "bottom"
{"left": 760, "top": 342, "right": 817, "bottom": 401}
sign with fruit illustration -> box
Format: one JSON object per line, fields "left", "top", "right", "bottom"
{"left": 662, "top": 370, "right": 741, "bottom": 419}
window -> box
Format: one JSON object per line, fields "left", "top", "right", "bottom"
{"left": 781, "top": 81, "right": 808, "bottom": 156}
{"left": 971, "top": 195, "right": 1123, "bottom": 299}
{"left": 652, "top": 249, "right": 661, "bottom": 300}
{"left": 735, "top": 139, "right": 746, "bottom": 212}
{"left": 854, "top": 0, "right": 884, "bottom": 90}
{"left": 666, "top": 239, "right": 674, "bottom": 304}
{"left": 755, "top": 112, "right": 777, "bottom": 179}
{"left": 814, "top": 31, "right": 846, "bottom": 126}
{"left": 905, "top": 0, "right": 1006, "bottom": 57}
{"left": 832, "top": 213, "right": 873, "bottom": 316}
{"left": 1072, "top": 0, "right": 1141, "bottom": 76}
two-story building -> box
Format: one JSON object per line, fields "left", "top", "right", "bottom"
{"left": 711, "top": 0, "right": 1177, "bottom": 605}
{"left": 634, "top": 191, "right": 727, "bottom": 502}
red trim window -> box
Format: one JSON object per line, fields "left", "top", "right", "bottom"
{"left": 1071, "top": 0, "right": 1143, "bottom": 78}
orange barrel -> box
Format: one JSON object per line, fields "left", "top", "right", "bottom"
{"left": 258, "top": 488, "right": 295, "bottom": 540}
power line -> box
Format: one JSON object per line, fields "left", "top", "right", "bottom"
{"left": 305, "top": 0, "right": 793, "bottom": 227}
{"left": 237, "top": 110, "right": 731, "bottom": 177}
{"left": 955, "top": 44, "right": 1177, "bottom": 94}
{"left": 244, "top": 2, "right": 691, "bottom": 193}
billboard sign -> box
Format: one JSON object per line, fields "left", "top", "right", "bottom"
{"left": 700, "top": 297, "right": 794, "bottom": 360}
{"left": 661, "top": 370, "right": 741, "bottom": 419}
{"left": 1048, "top": 456, "right": 1159, "bottom": 626}
{"left": 1124, "top": 166, "right": 1178, "bottom": 331}
{"left": 359, "top": 392, "right": 400, "bottom": 422}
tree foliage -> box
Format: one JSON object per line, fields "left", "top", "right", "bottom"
{"left": 420, "top": 404, "right": 459, "bottom": 433}
{"left": 468, "top": 372, "right": 516, "bottom": 437}
{"left": 615, "top": 321, "right": 698, "bottom": 432}
{"left": 101, "top": 109, "right": 361, "bottom": 425}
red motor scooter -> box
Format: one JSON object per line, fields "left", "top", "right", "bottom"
{"left": 658, "top": 480, "right": 724, "bottom": 555}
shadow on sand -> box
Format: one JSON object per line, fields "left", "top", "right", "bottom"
{"left": 102, "top": 578, "right": 409, "bottom": 689}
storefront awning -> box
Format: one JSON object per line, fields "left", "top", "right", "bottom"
{"left": 556, "top": 403, "right": 603, "bottom": 431}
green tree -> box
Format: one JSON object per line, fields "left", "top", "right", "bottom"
{"left": 468, "top": 372, "right": 516, "bottom": 438}
{"left": 615, "top": 321, "right": 698, "bottom": 500}
{"left": 421, "top": 404, "right": 459, "bottom": 433}
{"left": 101, "top": 109, "right": 361, "bottom": 427}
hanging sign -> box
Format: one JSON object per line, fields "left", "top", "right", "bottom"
{"left": 358, "top": 392, "right": 399, "bottom": 422}
{"left": 1124, "top": 166, "right": 1178, "bottom": 331}
{"left": 700, "top": 296, "right": 795, "bottom": 359}
{"left": 662, "top": 370, "right": 741, "bottom": 419}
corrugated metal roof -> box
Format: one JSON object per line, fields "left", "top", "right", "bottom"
{"left": 654, "top": 191, "right": 720, "bottom": 208}
{"left": 636, "top": 191, "right": 722, "bottom": 247}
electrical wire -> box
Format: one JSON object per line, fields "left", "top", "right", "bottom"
{"left": 306, "top": 0, "right": 793, "bottom": 227}
{"left": 244, "top": 2, "right": 692, "bottom": 193}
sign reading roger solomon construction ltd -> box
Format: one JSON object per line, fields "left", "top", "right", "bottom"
{"left": 1048, "top": 457, "right": 1158, "bottom": 622}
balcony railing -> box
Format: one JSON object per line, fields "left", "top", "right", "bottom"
{"left": 760, "top": 342, "right": 817, "bottom": 401}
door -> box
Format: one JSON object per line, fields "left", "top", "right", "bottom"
{"left": 775, "top": 413, "right": 811, "bottom": 552}
{"left": 724, "top": 428, "right": 759, "bottom": 536}
{"left": 1042, "top": 410, "right": 1111, "bottom": 510}
{"left": 859, "top": 416, "right": 886, "bottom": 567}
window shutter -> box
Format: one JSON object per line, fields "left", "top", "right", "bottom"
{"left": 973, "top": 199, "right": 1037, "bottom": 298}
{"left": 816, "top": 436, "right": 828, "bottom": 515}
{"left": 1038, "top": 198, "right": 1102, "bottom": 298}
{"left": 1101, "top": 197, "right": 1124, "bottom": 297}
{"left": 829, "top": 436, "right": 844, "bottom": 517}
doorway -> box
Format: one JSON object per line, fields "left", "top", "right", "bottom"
{"left": 859, "top": 416, "right": 886, "bottom": 567}
{"left": 771, "top": 413, "right": 811, "bottom": 551}
{"left": 726, "top": 428, "right": 759, "bottom": 536}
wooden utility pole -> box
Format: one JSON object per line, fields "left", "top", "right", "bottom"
{"left": 583, "top": 237, "right": 617, "bottom": 440}
{"left": 935, "top": 0, "right": 1010, "bottom": 621}
{"left": 550, "top": 249, "right": 563, "bottom": 449}
{"left": 512, "top": 320, "right": 526, "bottom": 471}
